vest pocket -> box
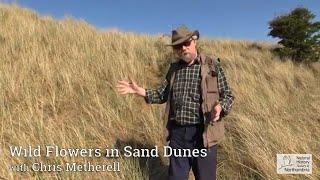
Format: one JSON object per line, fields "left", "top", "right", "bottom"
{"left": 203, "top": 121, "right": 225, "bottom": 147}
{"left": 205, "top": 75, "right": 219, "bottom": 116}
{"left": 206, "top": 75, "right": 218, "bottom": 93}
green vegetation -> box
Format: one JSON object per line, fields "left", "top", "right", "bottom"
{"left": 269, "top": 7, "right": 320, "bottom": 62}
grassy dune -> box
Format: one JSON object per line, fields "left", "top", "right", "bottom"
{"left": 0, "top": 4, "right": 319, "bottom": 180}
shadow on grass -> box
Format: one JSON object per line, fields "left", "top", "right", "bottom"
{"left": 115, "top": 139, "right": 169, "bottom": 180}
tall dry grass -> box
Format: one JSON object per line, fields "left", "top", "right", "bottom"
{"left": 0, "top": 3, "right": 319, "bottom": 180}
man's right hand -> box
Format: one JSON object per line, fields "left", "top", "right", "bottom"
{"left": 116, "top": 79, "right": 146, "bottom": 97}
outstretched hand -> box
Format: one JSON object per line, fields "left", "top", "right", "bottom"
{"left": 116, "top": 79, "right": 138, "bottom": 94}
{"left": 116, "top": 79, "right": 146, "bottom": 97}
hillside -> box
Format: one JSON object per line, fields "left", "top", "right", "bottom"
{"left": 0, "top": 4, "right": 319, "bottom": 180}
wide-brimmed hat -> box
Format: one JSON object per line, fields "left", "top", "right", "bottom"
{"left": 167, "top": 26, "right": 200, "bottom": 46}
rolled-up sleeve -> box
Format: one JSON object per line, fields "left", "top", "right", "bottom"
{"left": 216, "top": 62, "right": 234, "bottom": 116}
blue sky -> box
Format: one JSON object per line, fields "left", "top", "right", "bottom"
{"left": 6, "top": 0, "right": 320, "bottom": 42}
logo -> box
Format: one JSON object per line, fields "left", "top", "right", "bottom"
{"left": 277, "top": 154, "right": 312, "bottom": 174}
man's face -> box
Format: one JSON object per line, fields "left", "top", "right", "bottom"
{"left": 173, "top": 39, "right": 197, "bottom": 63}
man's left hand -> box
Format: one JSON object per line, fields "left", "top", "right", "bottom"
{"left": 211, "top": 103, "right": 222, "bottom": 123}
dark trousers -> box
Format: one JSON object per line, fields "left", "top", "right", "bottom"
{"left": 168, "top": 123, "right": 217, "bottom": 180}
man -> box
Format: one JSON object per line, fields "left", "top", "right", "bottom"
{"left": 116, "top": 26, "right": 234, "bottom": 180}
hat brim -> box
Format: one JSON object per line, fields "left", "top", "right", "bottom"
{"left": 166, "top": 30, "right": 199, "bottom": 46}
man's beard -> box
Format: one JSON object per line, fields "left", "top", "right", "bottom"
{"left": 181, "top": 52, "right": 196, "bottom": 63}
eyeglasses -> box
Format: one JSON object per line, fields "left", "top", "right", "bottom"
{"left": 173, "top": 40, "right": 193, "bottom": 50}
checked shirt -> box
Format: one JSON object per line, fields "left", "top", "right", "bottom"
{"left": 145, "top": 56, "right": 234, "bottom": 125}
